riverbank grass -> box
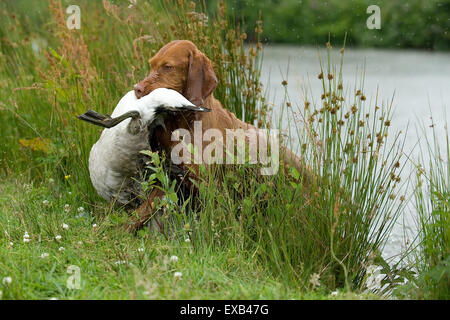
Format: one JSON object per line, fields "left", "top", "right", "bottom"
{"left": 395, "top": 123, "right": 449, "bottom": 299}
{"left": 1, "top": 177, "right": 383, "bottom": 299}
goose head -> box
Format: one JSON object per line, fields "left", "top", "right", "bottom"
{"left": 77, "top": 88, "right": 209, "bottom": 130}
{"left": 138, "top": 88, "right": 210, "bottom": 124}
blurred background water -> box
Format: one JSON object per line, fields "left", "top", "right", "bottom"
{"left": 260, "top": 45, "right": 450, "bottom": 259}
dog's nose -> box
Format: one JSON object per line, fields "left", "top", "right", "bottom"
{"left": 133, "top": 83, "right": 145, "bottom": 99}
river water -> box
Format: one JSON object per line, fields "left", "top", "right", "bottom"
{"left": 260, "top": 45, "right": 450, "bottom": 259}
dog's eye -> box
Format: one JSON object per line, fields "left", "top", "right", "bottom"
{"left": 162, "top": 64, "right": 174, "bottom": 70}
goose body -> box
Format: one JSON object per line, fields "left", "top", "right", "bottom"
{"left": 85, "top": 88, "right": 204, "bottom": 205}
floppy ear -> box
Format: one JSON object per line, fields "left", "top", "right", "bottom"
{"left": 185, "top": 50, "right": 218, "bottom": 106}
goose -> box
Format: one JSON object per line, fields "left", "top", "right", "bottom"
{"left": 77, "top": 88, "right": 208, "bottom": 205}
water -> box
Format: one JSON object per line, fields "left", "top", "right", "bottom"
{"left": 260, "top": 45, "right": 450, "bottom": 259}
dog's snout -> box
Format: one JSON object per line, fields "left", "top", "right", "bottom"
{"left": 133, "top": 83, "right": 145, "bottom": 99}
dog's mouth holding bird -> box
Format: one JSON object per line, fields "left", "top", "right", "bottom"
{"left": 77, "top": 88, "right": 280, "bottom": 175}
{"left": 77, "top": 89, "right": 209, "bottom": 132}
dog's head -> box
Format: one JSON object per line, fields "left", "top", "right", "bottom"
{"left": 134, "top": 40, "right": 218, "bottom": 106}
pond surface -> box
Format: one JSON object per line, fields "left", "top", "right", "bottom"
{"left": 260, "top": 45, "right": 450, "bottom": 259}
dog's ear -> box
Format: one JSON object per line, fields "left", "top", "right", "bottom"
{"left": 186, "top": 50, "right": 218, "bottom": 106}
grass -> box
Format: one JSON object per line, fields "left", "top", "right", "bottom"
{"left": 394, "top": 121, "right": 449, "bottom": 299}
{"left": 0, "top": 178, "right": 380, "bottom": 300}
{"left": 0, "top": 0, "right": 448, "bottom": 299}
{"left": 0, "top": 179, "right": 292, "bottom": 299}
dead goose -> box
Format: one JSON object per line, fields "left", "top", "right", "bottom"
{"left": 77, "top": 88, "right": 208, "bottom": 205}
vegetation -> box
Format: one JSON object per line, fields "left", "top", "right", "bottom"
{"left": 0, "top": 0, "right": 448, "bottom": 299}
{"left": 395, "top": 123, "right": 449, "bottom": 299}
{"left": 205, "top": 0, "right": 450, "bottom": 50}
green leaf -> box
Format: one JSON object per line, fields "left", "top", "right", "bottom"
{"left": 289, "top": 166, "right": 300, "bottom": 180}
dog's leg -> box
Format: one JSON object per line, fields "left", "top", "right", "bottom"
{"left": 124, "top": 187, "right": 166, "bottom": 233}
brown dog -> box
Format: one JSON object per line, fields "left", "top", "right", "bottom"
{"left": 127, "top": 40, "right": 311, "bottom": 231}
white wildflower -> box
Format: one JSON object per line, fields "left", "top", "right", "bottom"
{"left": 55, "top": 235, "right": 62, "bottom": 242}
{"left": 138, "top": 248, "right": 144, "bottom": 253}
{"left": 184, "top": 238, "right": 190, "bottom": 243}
{"left": 58, "top": 247, "right": 65, "bottom": 252}
{"left": 62, "top": 223, "right": 69, "bottom": 230}
{"left": 40, "top": 253, "right": 49, "bottom": 259}
{"left": 128, "top": 0, "right": 137, "bottom": 8}
{"left": 77, "top": 207, "right": 85, "bottom": 213}
{"left": 309, "top": 273, "right": 321, "bottom": 288}
{"left": 42, "top": 200, "right": 49, "bottom": 206}
{"left": 2, "top": 277, "right": 12, "bottom": 285}
{"left": 23, "top": 232, "right": 30, "bottom": 243}
{"left": 173, "top": 272, "right": 182, "bottom": 279}
{"left": 64, "top": 204, "right": 70, "bottom": 212}
{"left": 169, "top": 255, "right": 179, "bottom": 263}
{"left": 92, "top": 224, "right": 97, "bottom": 228}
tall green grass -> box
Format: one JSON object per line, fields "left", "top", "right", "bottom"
{"left": 396, "top": 121, "right": 449, "bottom": 299}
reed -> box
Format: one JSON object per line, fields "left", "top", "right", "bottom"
{"left": 395, "top": 120, "right": 449, "bottom": 299}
